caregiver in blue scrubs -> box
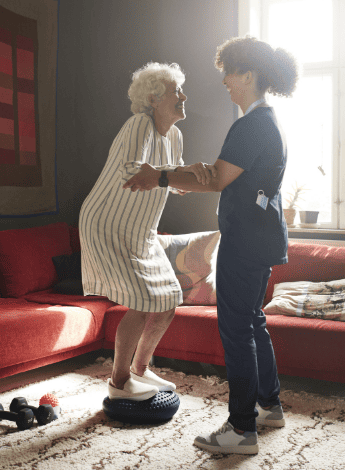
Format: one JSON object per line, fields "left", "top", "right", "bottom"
{"left": 124, "top": 35, "right": 299, "bottom": 455}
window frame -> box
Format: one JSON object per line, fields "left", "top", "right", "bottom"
{"left": 238, "top": 0, "right": 345, "bottom": 231}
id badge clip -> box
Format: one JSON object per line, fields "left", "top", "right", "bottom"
{"left": 256, "top": 190, "right": 268, "bottom": 210}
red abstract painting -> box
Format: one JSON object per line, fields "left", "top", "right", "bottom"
{"left": 0, "top": 6, "right": 42, "bottom": 187}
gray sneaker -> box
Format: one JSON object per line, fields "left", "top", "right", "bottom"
{"left": 194, "top": 420, "right": 259, "bottom": 454}
{"left": 256, "top": 403, "right": 285, "bottom": 427}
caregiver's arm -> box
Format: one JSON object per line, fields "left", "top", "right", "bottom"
{"left": 123, "top": 159, "right": 244, "bottom": 193}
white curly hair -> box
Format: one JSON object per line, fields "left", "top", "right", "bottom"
{"left": 128, "top": 62, "right": 185, "bottom": 115}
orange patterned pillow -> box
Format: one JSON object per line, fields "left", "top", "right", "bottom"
{"left": 158, "top": 231, "right": 220, "bottom": 305}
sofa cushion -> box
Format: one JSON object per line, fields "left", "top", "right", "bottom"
{"left": 53, "top": 279, "right": 84, "bottom": 295}
{"left": 0, "top": 297, "right": 103, "bottom": 370}
{"left": 52, "top": 251, "right": 83, "bottom": 295}
{"left": 69, "top": 225, "right": 81, "bottom": 253}
{"left": 0, "top": 222, "right": 72, "bottom": 298}
{"left": 264, "top": 242, "right": 345, "bottom": 305}
{"left": 157, "top": 231, "right": 220, "bottom": 305}
{"left": 264, "top": 279, "right": 345, "bottom": 321}
{"left": 52, "top": 251, "right": 82, "bottom": 281}
{"left": 21, "top": 289, "right": 115, "bottom": 334}
{"left": 264, "top": 313, "right": 345, "bottom": 382}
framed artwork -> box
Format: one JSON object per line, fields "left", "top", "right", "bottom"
{"left": 0, "top": 0, "right": 59, "bottom": 216}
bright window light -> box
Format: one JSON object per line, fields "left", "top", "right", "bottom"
{"left": 263, "top": 0, "right": 335, "bottom": 225}
{"left": 268, "top": 0, "right": 333, "bottom": 63}
{"left": 270, "top": 75, "right": 333, "bottom": 223}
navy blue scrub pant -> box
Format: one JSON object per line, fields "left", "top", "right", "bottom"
{"left": 216, "top": 237, "right": 281, "bottom": 432}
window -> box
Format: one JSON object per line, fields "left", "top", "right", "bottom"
{"left": 239, "top": 0, "right": 345, "bottom": 229}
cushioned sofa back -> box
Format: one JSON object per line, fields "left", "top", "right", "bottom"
{"left": 265, "top": 241, "right": 345, "bottom": 304}
{"left": 69, "top": 225, "right": 81, "bottom": 253}
{"left": 0, "top": 222, "right": 72, "bottom": 297}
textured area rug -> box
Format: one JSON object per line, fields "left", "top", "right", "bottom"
{"left": 1, "top": 357, "right": 345, "bottom": 470}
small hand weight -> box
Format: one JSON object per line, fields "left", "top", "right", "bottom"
{"left": 0, "top": 403, "right": 34, "bottom": 431}
{"left": 10, "top": 397, "right": 54, "bottom": 425}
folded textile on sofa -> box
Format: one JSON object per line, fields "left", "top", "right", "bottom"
{"left": 264, "top": 278, "right": 345, "bottom": 321}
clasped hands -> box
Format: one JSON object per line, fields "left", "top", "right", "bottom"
{"left": 123, "top": 162, "right": 217, "bottom": 193}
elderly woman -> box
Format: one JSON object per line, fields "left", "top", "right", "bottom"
{"left": 124, "top": 36, "right": 299, "bottom": 454}
{"left": 79, "top": 62, "right": 216, "bottom": 401}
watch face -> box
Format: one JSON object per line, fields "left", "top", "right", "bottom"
{"left": 158, "top": 171, "right": 169, "bottom": 187}
{"left": 159, "top": 177, "right": 169, "bottom": 187}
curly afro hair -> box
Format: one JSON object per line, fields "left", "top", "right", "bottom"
{"left": 215, "top": 35, "right": 299, "bottom": 97}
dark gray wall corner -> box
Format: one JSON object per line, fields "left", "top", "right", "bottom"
{"left": 0, "top": 0, "right": 238, "bottom": 234}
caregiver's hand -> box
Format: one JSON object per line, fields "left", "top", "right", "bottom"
{"left": 123, "top": 163, "right": 158, "bottom": 192}
{"left": 178, "top": 163, "right": 217, "bottom": 185}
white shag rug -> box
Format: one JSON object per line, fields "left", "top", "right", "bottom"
{"left": 1, "top": 357, "right": 345, "bottom": 470}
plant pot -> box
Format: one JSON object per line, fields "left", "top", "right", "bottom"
{"left": 283, "top": 208, "right": 296, "bottom": 225}
{"left": 299, "top": 211, "right": 319, "bottom": 224}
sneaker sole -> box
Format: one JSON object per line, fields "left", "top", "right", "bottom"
{"left": 108, "top": 389, "right": 158, "bottom": 401}
{"left": 158, "top": 385, "right": 176, "bottom": 392}
{"left": 194, "top": 440, "right": 259, "bottom": 455}
{"left": 256, "top": 417, "right": 285, "bottom": 427}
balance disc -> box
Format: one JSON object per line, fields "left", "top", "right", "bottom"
{"left": 102, "top": 391, "right": 180, "bottom": 424}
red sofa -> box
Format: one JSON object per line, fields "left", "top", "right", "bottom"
{"left": 1, "top": 222, "right": 345, "bottom": 384}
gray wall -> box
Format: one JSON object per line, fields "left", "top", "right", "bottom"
{"left": 0, "top": 0, "right": 238, "bottom": 233}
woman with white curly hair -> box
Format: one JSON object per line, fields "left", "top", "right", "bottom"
{"left": 79, "top": 62, "right": 216, "bottom": 401}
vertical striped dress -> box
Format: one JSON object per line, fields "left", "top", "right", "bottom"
{"left": 79, "top": 113, "right": 184, "bottom": 312}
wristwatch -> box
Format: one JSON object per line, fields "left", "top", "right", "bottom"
{"left": 158, "top": 170, "right": 169, "bottom": 188}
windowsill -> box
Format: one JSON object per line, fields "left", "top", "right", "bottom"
{"left": 288, "top": 227, "right": 345, "bottom": 239}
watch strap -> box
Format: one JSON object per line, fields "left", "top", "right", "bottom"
{"left": 158, "top": 170, "right": 169, "bottom": 188}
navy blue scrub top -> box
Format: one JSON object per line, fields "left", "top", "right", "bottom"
{"left": 217, "top": 107, "right": 288, "bottom": 266}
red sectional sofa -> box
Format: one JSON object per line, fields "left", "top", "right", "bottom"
{"left": 1, "top": 222, "right": 345, "bottom": 384}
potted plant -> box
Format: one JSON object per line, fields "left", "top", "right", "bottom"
{"left": 283, "top": 182, "right": 308, "bottom": 226}
{"left": 299, "top": 210, "right": 319, "bottom": 224}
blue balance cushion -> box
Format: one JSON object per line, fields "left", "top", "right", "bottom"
{"left": 102, "top": 391, "right": 180, "bottom": 424}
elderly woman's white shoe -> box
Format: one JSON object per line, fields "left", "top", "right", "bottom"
{"left": 130, "top": 369, "right": 176, "bottom": 391}
{"left": 107, "top": 378, "right": 159, "bottom": 401}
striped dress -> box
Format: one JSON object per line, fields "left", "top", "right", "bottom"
{"left": 79, "top": 113, "right": 184, "bottom": 312}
